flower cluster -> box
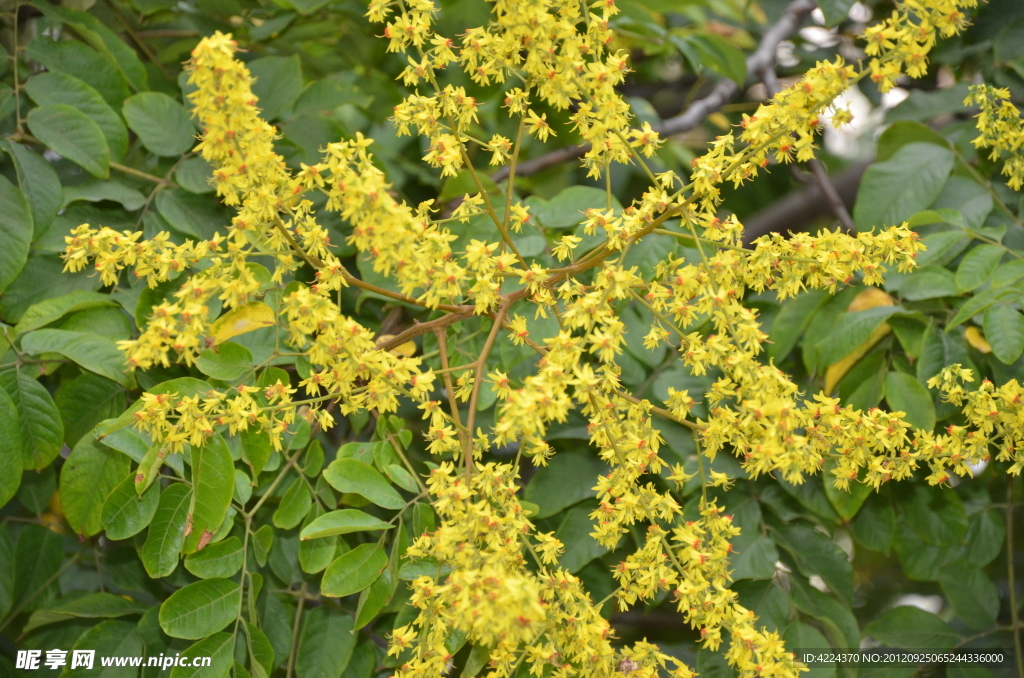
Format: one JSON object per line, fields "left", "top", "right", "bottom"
{"left": 965, "top": 85, "right": 1024, "bottom": 191}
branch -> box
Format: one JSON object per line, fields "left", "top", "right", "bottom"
{"left": 491, "top": 0, "right": 816, "bottom": 181}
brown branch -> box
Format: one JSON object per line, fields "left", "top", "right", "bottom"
{"left": 491, "top": 0, "right": 816, "bottom": 181}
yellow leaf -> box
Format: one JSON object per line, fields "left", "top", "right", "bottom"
{"left": 823, "top": 288, "right": 896, "bottom": 394}
{"left": 209, "top": 301, "right": 275, "bottom": 344}
{"left": 965, "top": 326, "right": 992, "bottom": 353}
{"left": 376, "top": 334, "right": 416, "bottom": 357}
{"left": 707, "top": 112, "right": 731, "bottom": 130}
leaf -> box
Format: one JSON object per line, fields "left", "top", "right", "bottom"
{"left": 159, "top": 578, "right": 242, "bottom": 639}
{"left": 822, "top": 461, "right": 872, "bottom": 521}
{"left": 853, "top": 142, "right": 954, "bottom": 231}
{"left": 956, "top": 244, "right": 1004, "bottom": 292}
{"left": 915, "top": 229, "right": 968, "bottom": 268}
{"left": 13, "top": 525, "right": 63, "bottom": 610}
{"left": 298, "top": 507, "right": 338, "bottom": 573}
{"left": 818, "top": 0, "right": 856, "bottom": 26}
{"left": 0, "top": 387, "right": 24, "bottom": 508}
{"left": 249, "top": 55, "right": 303, "bottom": 121}
{"left": 0, "top": 254, "right": 103, "bottom": 323}
{"left": 24, "top": 71, "right": 128, "bottom": 160}
{"left": 875, "top": 121, "right": 952, "bottom": 162}
{"left": 26, "top": 104, "right": 110, "bottom": 178}
{"left": 677, "top": 33, "right": 746, "bottom": 85}
{"left": 196, "top": 341, "right": 254, "bottom": 381}
{"left": 321, "top": 543, "right": 387, "bottom": 597}
{"left": 730, "top": 535, "right": 779, "bottom": 581}
{"left": 14, "top": 290, "right": 115, "bottom": 335}
{"left": 184, "top": 434, "right": 235, "bottom": 554}
{"left": 817, "top": 305, "right": 901, "bottom": 368}
{"left": 965, "top": 508, "right": 1005, "bottom": 567}
{"left": 210, "top": 301, "right": 276, "bottom": 344}
{"left": 323, "top": 458, "right": 405, "bottom": 510}
{"left": 897, "top": 266, "right": 958, "bottom": 301}
{"left": 863, "top": 605, "right": 959, "bottom": 648}
{"left": 62, "top": 180, "right": 147, "bottom": 211}
{"left": 788, "top": 575, "right": 860, "bottom": 651}
{"left": 102, "top": 473, "right": 160, "bottom": 540}
{"left": 176, "top": 156, "right": 215, "bottom": 194}
{"left": 555, "top": 501, "right": 609, "bottom": 573}
{"left": 784, "top": 622, "right": 836, "bottom": 678}
{"left": 21, "top": 328, "right": 130, "bottom": 386}
{"left": 245, "top": 620, "right": 276, "bottom": 678}
{"left": 992, "top": 259, "right": 1024, "bottom": 287}
{"left": 59, "top": 435, "right": 130, "bottom": 537}
{"left": 898, "top": 484, "right": 967, "bottom": 548}
{"left": 768, "top": 290, "right": 829, "bottom": 361}
{"left": 523, "top": 451, "right": 608, "bottom": 518}
{"left": 66, "top": 619, "right": 143, "bottom": 678}
{"left": 529, "top": 185, "right": 620, "bottom": 229}
{"left": 185, "top": 536, "right": 244, "bottom": 579}
{"left": 141, "top": 482, "right": 192, "bottom": 578}
{"left": 0, "top": 368, "right": 63, "bottom": 470}
{"left": 384, "top": 464, "right": 418, "bottom": 492}
{"left": 55, "top": 372, "right": 125, "bottom": 447}
{"left": 948, "top": 286, "right": 1018, "bottom": 329}
{"left": 274, "top": 476, "right": 313, "bottom": 529}
{"left": 3, "top": 141, "right": 61, "bottom": 234}
{"left": 773, "top": 524, "right": 853, "bottom": 606}
{"left": 22, "top": 591, "right": 147, "bottom": 633}
{"left": 169, "top": 632, "right": 235, "bottom": 678}
{"left": 883, "top": 372, "right": 935, "bottom": 431}
{"left": 301, "top": 509, "right": 393, "bottom": 539}
{"left": 240, "top": 428, "right": 273, "bottom": 477}
{"left": 24, "top": 36, "right": 129, "bottom": 108}
{"left": 252, "top": 524, "right": 274, "bottom": 567}
{"left": 122, "top": 92, "right": 197, "bottom": 156}
{"left": 938, "top": 560, "right": 999, "bottom": 630}
{"left": 983, "top": 303, "right": 1024, "bottom": 364}
{"left": 0, "top": 175, "right": 31, "bottom": 292}
{"left": 156, "top": 188, "right": 228, "bottom": 240}
{"left": 296, "top": 608, "right": 356, "bottom": 678}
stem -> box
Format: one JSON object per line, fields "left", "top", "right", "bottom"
{"left": 285, "top": 582, "right": 307, "bottom": 678}
{"left": 462, "top": 301, "right": 510, "bottom": 479}
{"left": 0, "top": 553, "right": 83, "bottom": 636}
{"left": 434, "top": 327, "right": 469, "bottom": 453}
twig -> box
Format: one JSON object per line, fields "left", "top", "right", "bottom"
{"left": 1008, "top": 476, "right": 1023, "bottom": 678}
{"left": 491, "top": 0, "right": 816, "bottom": 181}
{"left": 285, "top": 582, "right": 307, "bottom": 678}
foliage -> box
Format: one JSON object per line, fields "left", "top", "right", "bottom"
{"left": 1, "top": 1, "right": 1024, "bottom": 678}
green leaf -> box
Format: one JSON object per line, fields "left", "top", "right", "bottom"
{"left": 3, "top": 141, "right": 61, "bottom": 234}
{"left": 253, "top": 524, "right": 274, "bottom": 567}
{"left": 175, "top": 156, "right": 215, "bottom": 194}
{"left": 529, "top": 185, "right": 620, "bottom": 229}
{"left": 384, "top": 464, "right": 418, "bottom": 492}
{"left": 16, "top": 466, "right": 54, "bottom": 515}
{"left": 14, "top": 290, "right": 115, "bottom": 336}
{"left": 0, "top": 254, "right": 103, "bottom": 323}
{"left": 22, "top": 592, "right": 147, "bottom": 633}
{"left": 938, "top": 560, "right": 999, "bottom": 630}
{"left": 55, "top": 372, "right": 125, "bottom": 448}
{"left": 13, "top": 524, "right": 63, "bottom": 610}
{"left": 677, "top": 33, "right": 746, "bottom": 85}
{"left": 24, "top": 37, "right": 129, "bottom": 108}
{"left": 196, "top": 342, "right": 254, "bottom": 381}
{"left": 875, "top": 121, "right": 952, "bottom": 162}
{"left": 62, "top": 180, "right": 147, "bottom": 211}
{"left": 102, "top": 473, "right": 160, "bottom": 540}
{"left": 898, "top": 484, "right": 967, "bottom": 548}
{"left": 323, "top": 458, "right": 405, "bottom": 510}
{"left": 948, "top": 286, "right": 1017, "bottom": 329}
{"left": 322, "top": 543, "right": 387, "bottom": 597}
{"left": 0, "top": 387, "right": 23, "bottom": 508}
{"left": 816, "top": 305, "right": 901, "bottom": 368}
{"left": 0, "top": 175, "right": 31, "bottom": 292}
{"left": 273, "top": 476, "right": 313, "bottom": 529}
{"left": 301, "top": 509, "right": 393, "bottom": 540}
{"left": 555, "top": 500, "right": 609, "bottom": 573}
{"left": 296, "top": 608, "right": 356, "bottom": 678}
{"left": 914, "top": 229, "right": 968, "bottom": 269}
{"left": 185, "top": 536, "right": 244, "bottom": 579}
{"left": 730, "top": 535, "right": 779, "bottom": 581}
{"left": 21, "top": 328, "right": 130, "bottom": 386}
{"left": 956, "top": 244, "right": 1004, "bottom": 292}
{"left": 355, "top": 566, "right": 393, "bottom": 629}
{"left": 853, "top": 142, "right": 954, "bottom": 231}
{"left": 298, "top": 507, "right": 338, "bottom": 574}
{"left": 897, "top": 266, "right": 958, "bottom": 301}
{"left": 245, "top": 620, "right": 276, "bottom": 678}
{"left": 0, "top": 368, "right": 63, "bottom": 471}
{"left": 983, "top": 303, "right": 1024, "bottom": 364}
{"left": 965, "top": 508, "right": 1004, "bottom": 567}
{"left": 59, "top": 435, "right": 130, "bottom": 537}
{"left": 773, "top": 524, "right": 853, "bottom": 606}
{"left": 170, "top": 632, "right": 235, "bottom": 678}
{"left": 788, "top": 575, "right": 860, "bottom": 651}
{"left": 863, "top": 605, "right": 959, "bottom": 648}
{"left": 184, "top": 434, "right": 235, "bottom": 554}
{"left": 24, "top": 71, "right": 128, "bottom": 160}
{"left": 992, "top": 259, "right": 1024, "bottom": 287}
{"left": 141, "top": 482, "right": 192, "bottom": 577}
{"left": 122, "top": 92, "right": 197, "bottom": 156}
{"left": 768, "top": 289, "right": 829, "bottom": 361}
{"left": 523, "top": 451, "right": 608, "bottom": 518}
{"left": 822, "top": 461, "right": 873, "bottom": 521}
{"left": 883, "top": 372, "right": 935, "bottom": 431}
{"left": 240, "top": 428, "right": 273, "bottom": 477}
{"left": 249, "top": 55, "right": 303, "bottom": 121}
{"left": 784, "top": 622, "right": 836, "bottom": 678}
{"left": 159, "top": 578, "right": 242, "bottom": 639}
{"left": 66, "top": 619, "right": 144, "bottom": 678}
{"left": 26, "top": 104, "right": 110, "bottom": 178}
{"left": 818, "top": 0, "right": 855, "bottom": 26}
{"left": 156, "top": 188, "right": 227, "bottom": 240}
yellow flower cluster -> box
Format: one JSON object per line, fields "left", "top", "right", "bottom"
{"left": 862, "top": 0, "right": 977, "bottom": 91}
{"left": 965, "top": 85, "right": 1024, "bottom": 191}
